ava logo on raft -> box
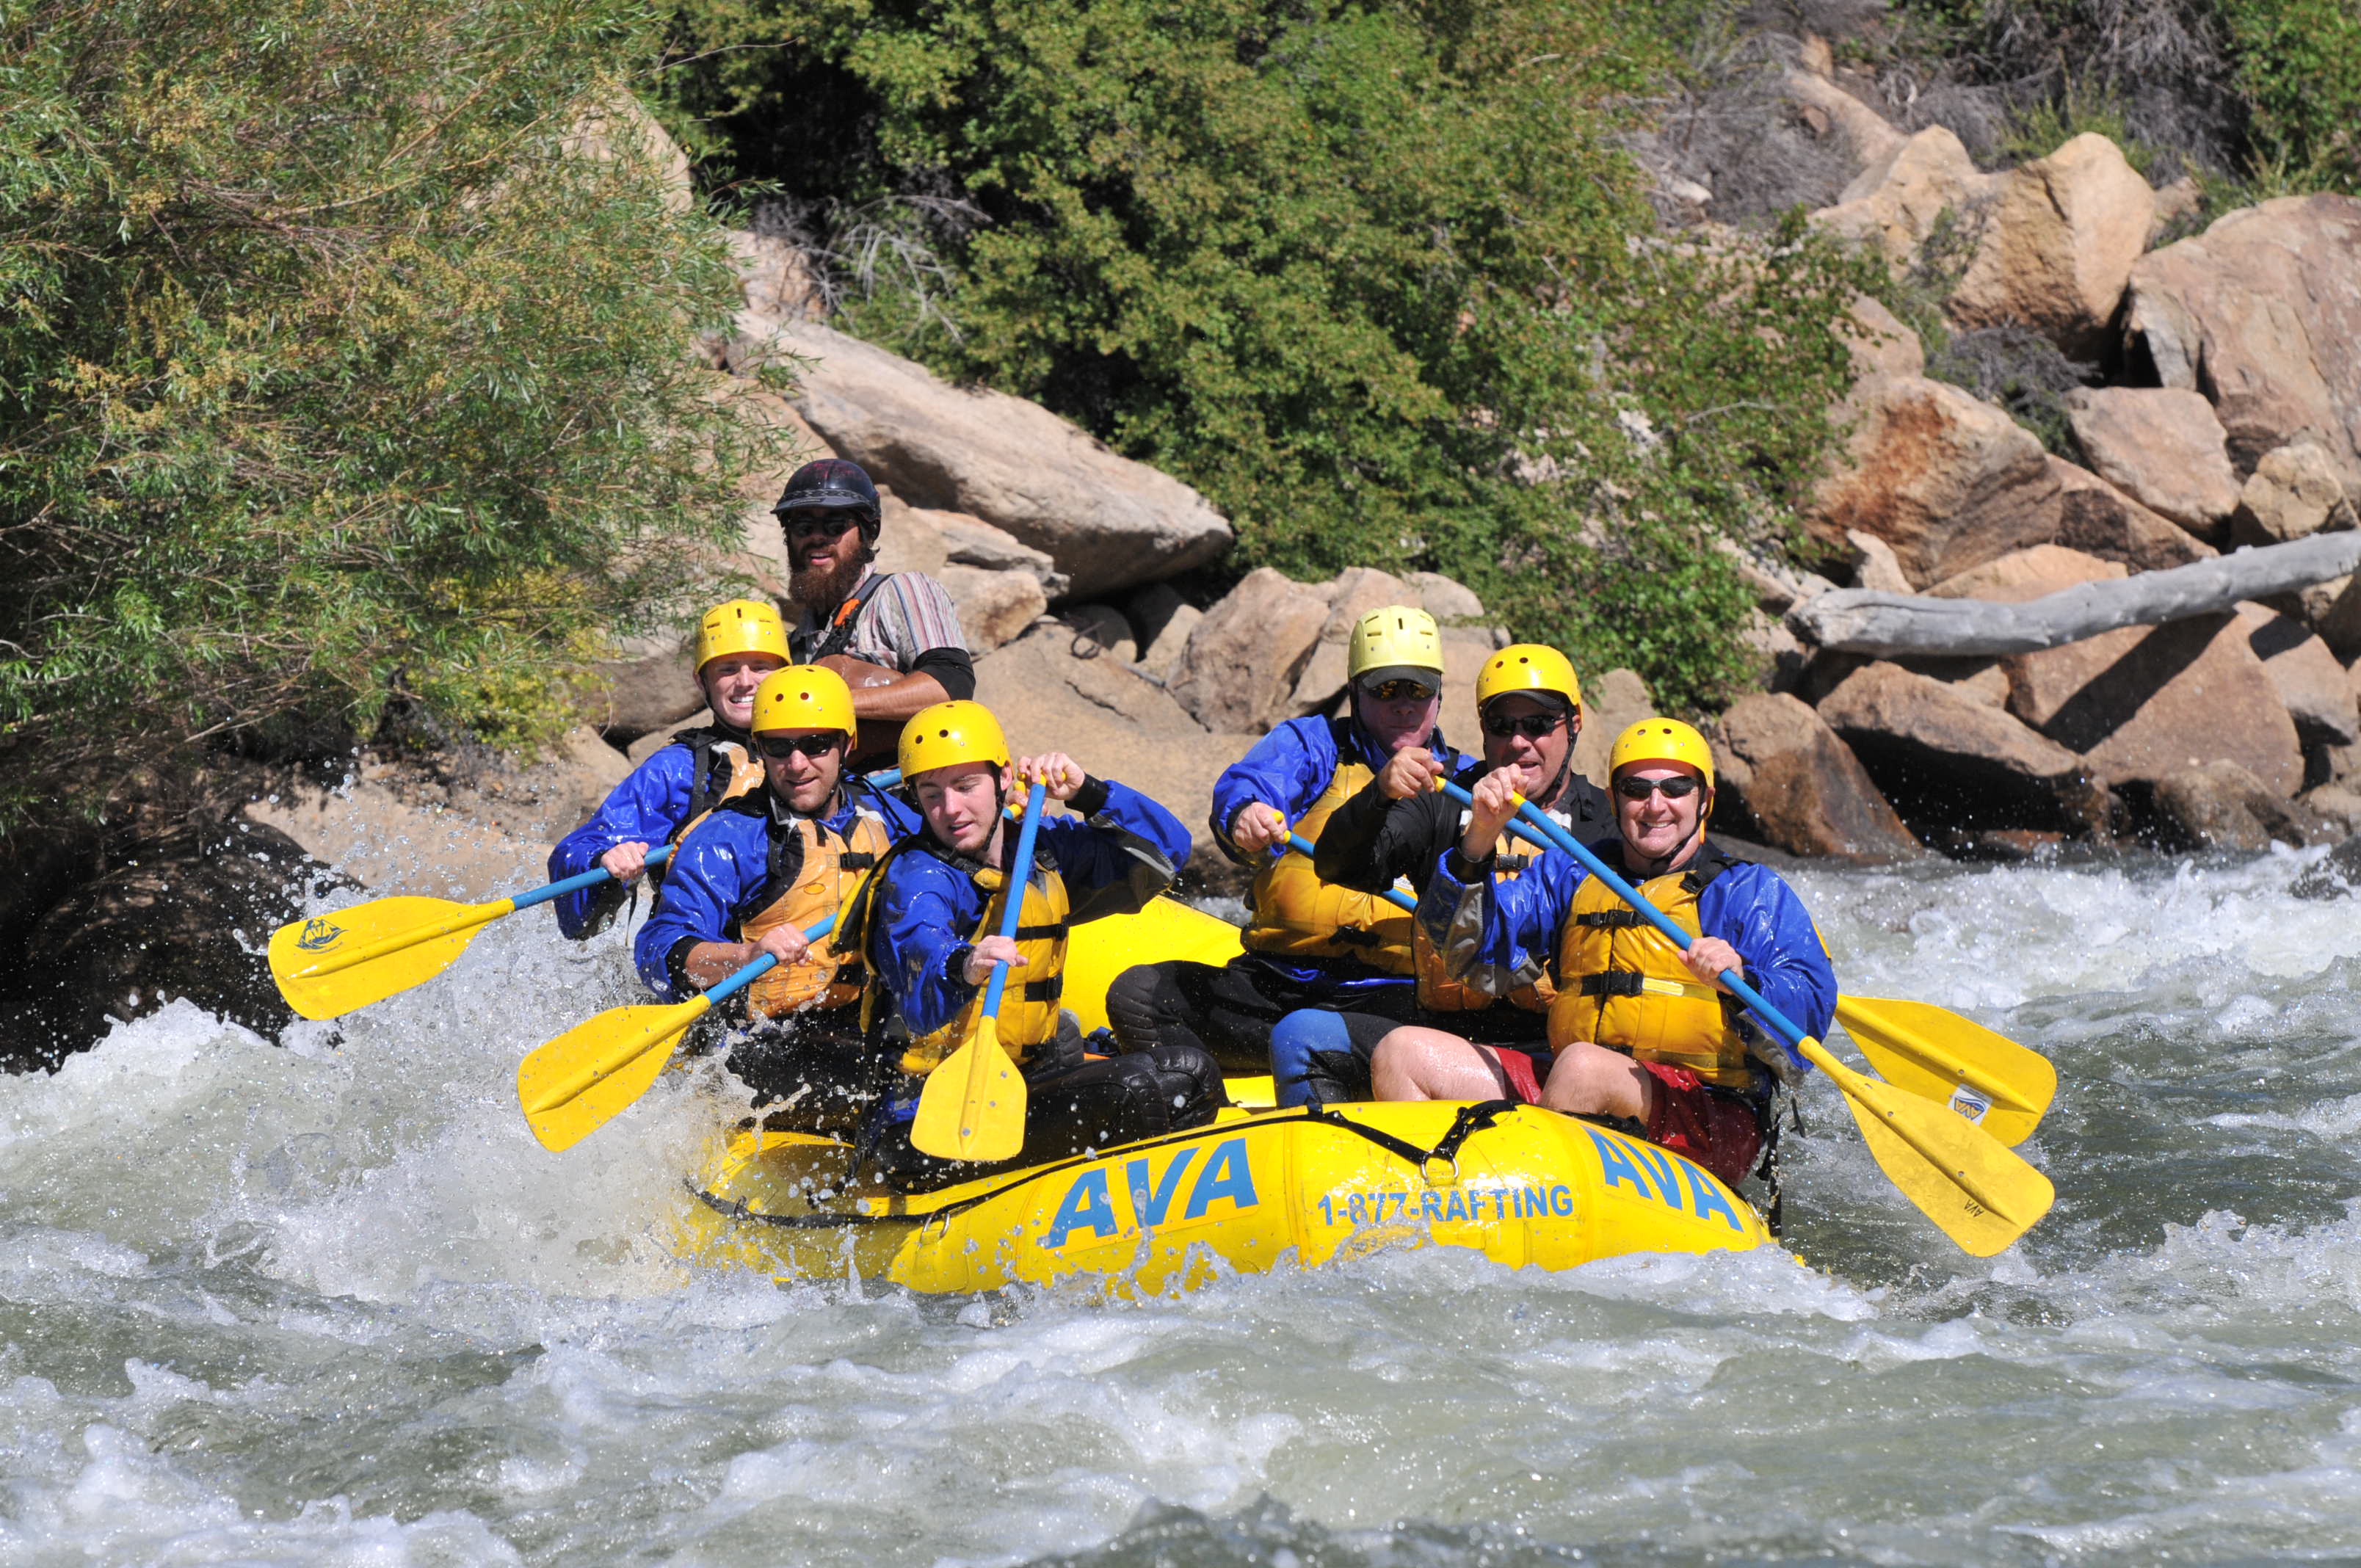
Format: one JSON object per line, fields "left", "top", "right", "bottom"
{"left": 295, "top": 918, "right": 344, "bottom": 952}
{"left": 1041, "top": 1136, "right": 1258, "bottom": 1249}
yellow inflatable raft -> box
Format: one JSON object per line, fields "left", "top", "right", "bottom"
{"left": 678, "top": 1097, "right": 1771, "bottom": 1292}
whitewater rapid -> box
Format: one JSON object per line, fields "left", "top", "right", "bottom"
{"left": 6, "top": 843, "right": 2361, "bottom": 1565}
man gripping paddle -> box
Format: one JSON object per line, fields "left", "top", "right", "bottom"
{"left": 859, "top": 701, "right": 1225, "bottom": 1191}
{"left": 631, "top": 665, "right": 919, "bottom": 1127}
{"left": 1371, "top": 718, "right": 1835, "bottom": 1193}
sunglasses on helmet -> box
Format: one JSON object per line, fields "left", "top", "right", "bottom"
{"left": 1362, "top": 677, "right": 1437, "bottom": 703}
{"left": 1614, "top": 774, "right": 1702, "bottom": 802}
{"left": 755, "top": 733, "right": 845, "bottom": 761}
{"left": 1482, "top": 710, "right": 1563, "bottom": 740}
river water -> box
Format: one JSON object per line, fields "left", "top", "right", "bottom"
{"left": 7, "top": 843, "right": 2361, "bottom": 1566}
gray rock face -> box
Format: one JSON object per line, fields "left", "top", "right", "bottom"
{"left": 1711, "top": 693, "right": 1922, "bottom": 862}
{"left": 2049, "top": 458, "right": 2216, "bottom": 570}
{"left": 2126, "top": 194, "right": 2361, "bottom": 487}
{"left": 768, "top": 321, "right": 1233, "bottom": 598}
{"left": 2152, "top": 760, "right": 2329, "bottom": 852}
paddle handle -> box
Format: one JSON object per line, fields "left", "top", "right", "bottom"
{"left": 1285, "top": 832, "right": 1416, "bottom": 914}
{"left": 702, "top": 909, "right": 844, "bottom": 1007}
{"left": 1435, "top": 780, "right": 1813, "bottom": 1056}
{"left": 979, "top": 780, "right": 1049, "bottom": 1023}
{"left": 511, "top": 843, "right": 678, "bottom": 912}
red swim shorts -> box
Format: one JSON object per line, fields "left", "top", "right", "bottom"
{"left": 1491, "top": 1051, "right": 1762, "bottom": 1191}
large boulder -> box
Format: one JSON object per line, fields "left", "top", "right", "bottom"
{"left": 1925, "top": 543, "right": 2125, "bottom": 602}
{"left": 1711, "top": 694, "right": 1922, "bottom": 861}
{"left": 2064, "top": 386, "right": 2243, "bottom": 542}
{"left": 2151, "top": 760, "right": 2331, "bottom": 852}
{"left": 1570, "top": 668, "right": 1655, "bottom": 788}
{"left": 1167, "top": 568, "right": 1332, "bottom": 733}
{"left": 1948, "top": 134, "right": 2157, "bottom": 356}
{"left": 2233, "top": 601, "right": 2360, "bottom": 755}
{"left": 1808, "top": 374, "right": 2060, "bottom": 587}
{"left": 1, "top": 822, "right": 351, "bottom": 1066}
{"left": 763, "top": 321, "right": 1232, "bottom": 598}
{"left": 1817, "top": 661, "right": 2106, "bottom": 837}
{"left": 2048, "top": 457, "right": 2217, "bottom": 570}
{"left": 1811, "top": 126, "right": 1998, "bottom": 272}
{"left": 978, "top": 623, "right": 1257, "bottom": 849}
{"left": 940, "top": 565, "right": 1046, "bottom": 652}
{"left": 2232, "top": 437, "right": 2358, "bottom": 547}
{"left": 589, "top": 638, "right": 703, "bottom": 744}
{"left": 2125, "top": 195, "right": 2361, "bottom": 486}
{"left": 2001, "top": 612, "right": 2304, "bottom": 799}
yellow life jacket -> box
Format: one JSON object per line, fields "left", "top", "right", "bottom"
{"left": 1546, "top": 849, "right": 1753, "bottom": 1089}
{"left": 899, "top": 849, "right": 1072, "bottom": 1075}
{"left": 670, "top": 727, "right": 766, "bottom": 853}
{"left": 739, "top": 799, "right": 896, "bottom": 1019}
{"left": 1243, "top": 758, "right": 1415, "bottom": 973}
{"left": 1414, "top": 846, "right": 1557, "bottom": 1014}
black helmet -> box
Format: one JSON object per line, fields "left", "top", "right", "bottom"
{"left": 774, "top": 458, "right": 881, "bottom": 540}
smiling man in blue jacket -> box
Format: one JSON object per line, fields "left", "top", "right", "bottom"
{"left": 631, "top": 665, "right": 918, "bottom": 1125}
{"left": 1103, "top": 606, "right": 1468, "bottom": 1074}
{"left": 1372, "top": 719, "right": 1834, "bottom": 1192}
{"left": 860, "top": 701, "right": 1225, "bottom": 1191}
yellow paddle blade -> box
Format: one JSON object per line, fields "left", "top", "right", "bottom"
{"left": 910, "top": 1017, "right": 1026, "bottom": 1163}
{"left": 1796, "top": 1038, "right": 2053, "bottom": 1257}
{"left": 1838, "top": 995, "right": 2058, "bottom": 1147}
{"left": 268, "top": 896, "right": 504, "bottom": 1020}
{"left": 516, "top": 998, "right": 708, "bottom": 1153}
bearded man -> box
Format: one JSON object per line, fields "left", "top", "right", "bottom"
{"left": 775, "top": 458, "right": 976, "bottom": 767}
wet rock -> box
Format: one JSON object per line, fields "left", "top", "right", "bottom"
{"left": 2064, "top": 387, "right": 2243, "bottom": 542}
{"left": 2002, "top": 611, "right": 2304, "bottom": 799}
{"left": 2049, "top": 458, "right": 2217, "bottom": 571}
{"left": 1817, "top": 661, "right": 2106, "bottom": 838}
{"left": 1948, "top": 134, "right": 2155, "bottom": 356}
{"left": 762, "top": 321, "right": 1233, "bottom": 598}
{"left": 1710, "top": 693, "right": 1922, "bottom": 862}
{"left": 1, "top": 822, "right": 353, "bottom": 1067}
{"left": 2151, "top": 760, "right": 2329, "bottom": 852}
{"left": 1808, "top": 374, "right": 2060, "bottom": 588}
{"left": 2126, "top": 194, "right": 2361, "bottom": 487}
{"left": 2291, "top": 831, "right": 2361, "bottom": 899}
{"left": 2232, "top": 438, "right": 2357, "bottom": 548}
{"left": 1168, "top": 568, "right": 1333, "bottom": 733}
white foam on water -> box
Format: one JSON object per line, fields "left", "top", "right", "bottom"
{"left": 1, "top": 850, "right": 2360, "bottom": 1564}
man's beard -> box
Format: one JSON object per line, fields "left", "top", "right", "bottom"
{"left": 788, "top": 545, "right": 868, "bottom": 609}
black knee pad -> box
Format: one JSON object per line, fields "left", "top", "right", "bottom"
{"left": 1136, "top": 1042, "right": 1226, "bottom": 1129}
{"left": 1103, "top": 963, "right": 1186, "bottom": 1049}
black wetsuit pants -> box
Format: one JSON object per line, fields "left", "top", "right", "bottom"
{"left": 1102, "top": 957, "right": 1430, "bottom": 1077}
{"left": 871, "top": 1015, "right": 1230, "bottom": 1194}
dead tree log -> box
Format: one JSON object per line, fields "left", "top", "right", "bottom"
{"left": 1785, "top": 531, "right": 2361, "bottom": 657}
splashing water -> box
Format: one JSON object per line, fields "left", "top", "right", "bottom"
{"left": 5, "top": 844, "right": 2361, "bottom": 1566}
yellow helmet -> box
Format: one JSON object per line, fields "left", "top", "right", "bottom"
{"left": 1475, "top": 645, "right": 1581, "bottom": 713}
{"left": 750, "top": 666, "right": 855, "bottom": 736}
{"left": 694, "top": 598, "right": 790, "bottom": 672}
{"left": 1346, "top": 606, "right": 1443, "bottom": 684}
{"left": 899, "top": 700, "right": 1010, "bottom": 781}
{"left": 1609, "top": 718, "right": 1716, "bottom": 795}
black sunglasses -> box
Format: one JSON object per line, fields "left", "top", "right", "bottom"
{"left": 1483, "top": 711, "right": 1562, "bottom": 740}
{"left": 1363, "top": 678, "right": 1437, "bottom": 703}
{"left": 778, "top": 509, "right": 859, "bottom": 540}
{"left": 755, "top": 733, "right": 845, "bottom": 761}
{"left": 1614, "top": 774, "right": 1702, "bottom": 802}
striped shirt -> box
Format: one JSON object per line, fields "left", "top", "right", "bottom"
{"left": 785, "top": 565, "right": 968, "bottom": 669}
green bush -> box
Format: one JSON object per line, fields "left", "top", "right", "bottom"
{"left": 663, "top": 0, "right": 1879, "bottom": 713}
{"left": 2220, "top": 0, "right": 2361, "bottom": 192}
{"left": 0, "top": 0, "right": 780, "bottom": 828}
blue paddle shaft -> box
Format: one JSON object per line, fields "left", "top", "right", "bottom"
{"left": 704, "top": 910, "right": 843, "bottom": 1007}
{"left": 1286, "top": 832, "right": 1415, "bottom": 914}
{"left": 981, "top": 780, "right": 1050, "bottom": 1022}
{"left": 1437, "top": 780, "right": 1810, "bottom": 1053}
{"left": 511, "top": 767, "right": 905, "bottom": 913}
